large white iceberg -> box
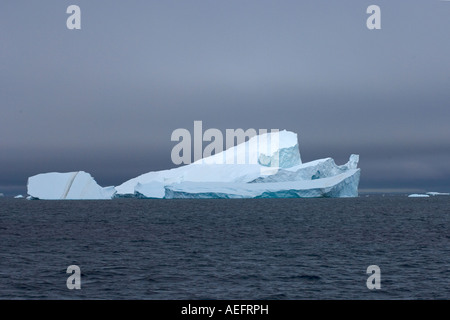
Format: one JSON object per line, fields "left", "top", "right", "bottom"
{"left": 407, "top": 194, "right": 430, "bottom": 198}
{"left": 26, "top": 130, "right": 361, "bottom": 199}
{"left": 27, "top": 171, "right": 115, "bottom": 200}
{"left": 165, "top": 169, "right": 360, "bottom": 199}
{"left": 426, "top": 192, "right": 450, "bottom": 196}
{"left": 115, "top": 130, "right": 300, "bottom": 197}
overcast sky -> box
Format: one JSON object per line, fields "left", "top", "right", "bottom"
{"left": 1, "top": 0, "right": 449, "bottom": 195}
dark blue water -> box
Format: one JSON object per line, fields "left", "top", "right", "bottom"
{"left": 0, "top": 197, "right": 448, "bottom": 299}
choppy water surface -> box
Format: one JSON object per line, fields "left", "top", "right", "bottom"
{"left": 0, "top": 197, "right": 448, "bottom": 299}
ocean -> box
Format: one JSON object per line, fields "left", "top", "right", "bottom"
{"left": 0, "top": 196, "right": 448, "bottom": 299}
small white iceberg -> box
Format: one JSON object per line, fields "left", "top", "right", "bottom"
{"left": 408, "top": 194, "right": 430, "bottom": 198}
{"left": 14, "top": 195, "right": 24, "bottom": 199}
{"left": 27, "top": 171, "right": 115, "bottom": 200}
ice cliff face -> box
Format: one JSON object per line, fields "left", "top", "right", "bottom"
{"left": 114, "top": 130, "right": 302, "bottom": 197}
{"left": 164, "top": 169, "right": 360, "bottom": 199}
{"left": 26, "top": 130, "right": 360, "bottom": 199}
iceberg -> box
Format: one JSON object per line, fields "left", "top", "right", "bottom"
{"left": 116, "top": 130, "right": 360, "bottom": 199}
{"left": 115, "top": 130, "right": 301, "bottom": 197}
{"left": 408, "top": 194, "right": 430, "bottom": 198}
{"left": 426, "top": 192, "right": 450, "bottom": 196}
{"left": 27, "top": 171, "right": 115, "bottom": 200}
{"left": 14, "top": 195, "right": 24, "bottom": 199}
{"left": 26, "top": 130, "right": 361, "bottom": 199}
{"left": 165, "top": 169, "right": 360, "bottom": 199}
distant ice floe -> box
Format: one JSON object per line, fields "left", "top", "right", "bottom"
{"left": 27, "top": 171, "right": 114, "bottom": 200}
{"left": 408, "top": 194, "right": 430, "bottom": 198}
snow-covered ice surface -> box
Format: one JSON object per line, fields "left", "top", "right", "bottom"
{"left": 250, "top": 155, "right": 359, "bottom": 183}
{"left": 114, "top": 130, "right": 300, "bottom": 197}
{"left": 194, "top": 130, "right": 301, "bottom": 168}
{"left": 27, "top": 130, "right": 361, "bottom": 199}
{"left": 27, "top": 171, "right": 114, "bottom": 200}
